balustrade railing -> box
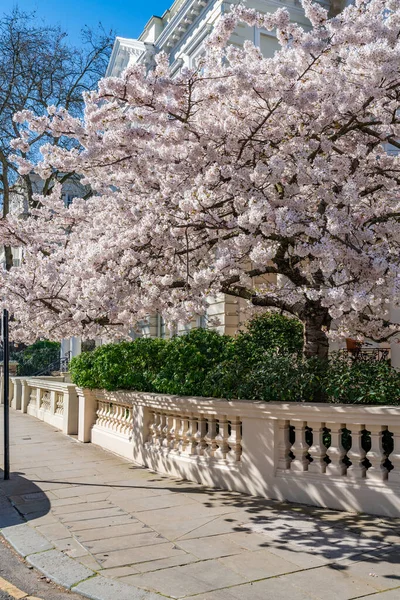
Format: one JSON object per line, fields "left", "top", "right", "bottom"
{"left": 146, "top": 409, "right": 242, "bottom": 462}
{"left": 95, "top": 399, "right": 133, "bottom": 439}
{"left": 277, "top": 420, "right": 399, "bottom": 484}
{"left": 7, "top": 375, "right": 78, "bottom": 435}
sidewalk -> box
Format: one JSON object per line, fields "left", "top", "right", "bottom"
{"left": 1, "top": 411, "right": 400, "bottom": 600}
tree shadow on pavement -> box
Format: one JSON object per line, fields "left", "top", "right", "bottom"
{"left": 0, "top": 470, "right": 51, "bottom": 527}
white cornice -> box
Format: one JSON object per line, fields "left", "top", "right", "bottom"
{"left": 106, "top": 37, "right": 152, "bottom": 77}
{"left": 156, "top": 0, "right": 210, "bottom": 51}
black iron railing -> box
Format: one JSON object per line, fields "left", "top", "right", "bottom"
{"left": 33, "top": 351, "right": 71, "bottom": 376}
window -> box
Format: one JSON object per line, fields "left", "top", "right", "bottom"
{"left": 62, "top": 193, "right": 76, "bottom": 208}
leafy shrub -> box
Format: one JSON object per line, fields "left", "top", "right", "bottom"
{"left": 326, "top": 352, "right": 400, "bottom": 405}
{"left": 68, "top": 350, "right": 97, "bottom": 388}
{"left": 234, "top": 312, "right": 304, "bottom": 367}
{"left": 152, "top": 328, "right": 234, "bottom": 396}
{"left": 16, "top": 340, "right": 61, "bottom": 376}
{"left": 69, "top": 338, "right": 166, "bottom": 391}
{"left": 204, "top": 353, "right": 328, "bottom": 402}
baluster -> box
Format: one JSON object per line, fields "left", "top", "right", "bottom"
{"left": 119, "top": 405, "right": 126, "bottom": 434}
{"left": 156, "top": 413, "right": 166, "bottom": 446}
{"left": 115, "top": 404, "right": 122, "bottom": 433}
{"left": 169, "top": 415, "right": 179, "bottom": 451}
{"left": 277, "top": 420, "right": 292, "bottom": 471}
{"left": 126, "top": 406, "right": 133, "bottom": 438}
{"left": 101, "top": 401, "right": 107, "bottom": 427}
{"left": 195, "top": 416, "right": 208, "bottom": 456}
{"left": 29, "top": 389, "right": 36, "bottom": 409}
{"left": 151, "top": 411, "right": 160, "bottom": 443}
{"left": 107, "top": 403, "right": 113, "bottom": 429}
{"left": 227, "top": 417, "right": 242, "bottom": 462}
{"left": 148, "top": 410, "right": 157, "bottom": 445}
{"left": 109, "top": 403, "right": 114, "bottom": 428}
{"left": 107, "top": 402, "right": 113, "bottom": 428}
{"left": 214, "top": 416, "right": 230, "bottom": 460}
{"left": 106, "top": 402, "right": 112, "bottom": 428}
{"left": 367, "top": 425, "right": 388, "bottom": 481}
{"left": 347, "top": 424, "right": 366, "bottom": 479}
{"left": 177, "top": 416, "right": 186, "bottom": 453}
{"left": 120, "top": 406, "right": 127, "bottom": 434}
{"left": 326, "top": 422, "right": 347, "bottom": 476}
{"left": 95, "top": 400, "right": 101, "bottom": 426}
{"left": 163, "top": 414, "right": 173, "bottom": 448}
{"left": 126, "top": 406, "right": 133, "bottom": 436}
{"left": 388, "top": 426, "right": 400, "bottom": 485}
{"left": 290, "top": 421, "right": 309, "bottom": 472}
{"left": 204, "top": 417, "right": 217, "bottom": 458}
{"left": 307, "top": 421, "right": 327, "bottom": 474}
{"left": 183, "top": 414, "right": 198, "bottom": 456}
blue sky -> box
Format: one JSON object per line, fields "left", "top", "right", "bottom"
{"left": 1, "top": 1, "right": 172, "bottom": 45}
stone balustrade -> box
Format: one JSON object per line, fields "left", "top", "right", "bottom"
{"left": 6, "top": 376, "right": 78, "bottom": 435}
{"left": 5, "top": 376, "right": 400, "bottom": 517}
{"left": 88, "top": 391, "right": 134, "bottom": 458}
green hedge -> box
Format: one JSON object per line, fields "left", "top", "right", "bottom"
{"left": 16, "top": 340, "right": 61, "bottom": 376}
{"left": 69, "top": 314, "right": 400, "bottom": 405}
{"left": 69, "top": 338, "right": 167, "bottom": 391}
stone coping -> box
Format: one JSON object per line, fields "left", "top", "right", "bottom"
{"left": 88, "top": 388, "right": 400, "bottom": 425}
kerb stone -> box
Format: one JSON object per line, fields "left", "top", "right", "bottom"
{"left": 27, "top": 549, "right": 94, "bottom": 589}
{"left": 2, "top": 523, "right": 53, "bottom": 557}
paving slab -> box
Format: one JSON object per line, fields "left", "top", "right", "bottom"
{"left": 133, "top": 552, "right": 199, "bottom": 573}
{"left": 333, "top": 547, "right": 400, "bottom": 592}
{"left": 176, "top": 534, "right": 244, "bottom": 560}
{"left": 219, "top": 548, "right": 304, "bottom": 580}
{"left": 140, "top": 515, "right": 218, "bottom": 541}
{"left": 74, "top": 575, "right": 161, "bottom": 600}
{"left": 99, "top": 566, "right": 140, "bottom": 579}
{"left": 60, "top": 507, "right": 126, "bottom": 523}
{"left": 66, "top": 514, "right": 135, "bottom": 532}
{"left": 123, "top": 559, "right": 248, "bottom": 598}
{"left": 94, "top": 541, "right": 187, "bottom": 569}
{"left": 36, "top": 522, "right": 73, "bottom": 540}
{"left": 51, "top": 501, "right": 113, "bottom": 515}
{"left": 84, "top": 531, "right": 169, "bottom": 554}
{"left": 74, "top": 521, "right": 146, "bottom": 543}
{"left": 358, "top": 589, "right": 400, "bottom": 599}
{"left": 273, "top": 565, "right": 383, "bottom": 600}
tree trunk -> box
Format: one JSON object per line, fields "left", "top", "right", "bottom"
{"left": 303, "top": 304, "right": 332, "bottom": 360}
{"left": 1, "top": 155, "right": 13, "bottom": 271}
{"left": 4, "top": 245, "right": 13, "bottom": 271}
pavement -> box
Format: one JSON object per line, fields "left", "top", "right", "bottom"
{"left": 1, "top": 411, "right": 400, "bottom": 600}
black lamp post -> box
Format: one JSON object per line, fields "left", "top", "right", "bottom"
{"left": 3, "top": 309, "right": 9, "bottom": 480}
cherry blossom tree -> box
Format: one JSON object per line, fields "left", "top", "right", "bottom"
{"left": 2, "top": 0, "right": 400, "bottom": 358}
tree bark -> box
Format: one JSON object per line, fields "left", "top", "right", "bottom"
{"left": 303, "top": 304, "right": 332, "bottom": 360}
{"left": 1, "top": 154, "right": 13, "bottom": 271}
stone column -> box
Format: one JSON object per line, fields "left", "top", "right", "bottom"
{"left": 70, "top": 337, "right": 82, "bottom": 358}
{"left": 77, "top": 388, "right": 98, "bottom": 443}
{"left": 61, "top": 338, "right": 71, "bottom": 359}
{"left": 63, "top": 385, "right": 79, "bottom": 435}
{"left": 21, "top": 380, "right": 30, "bottom": 413}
